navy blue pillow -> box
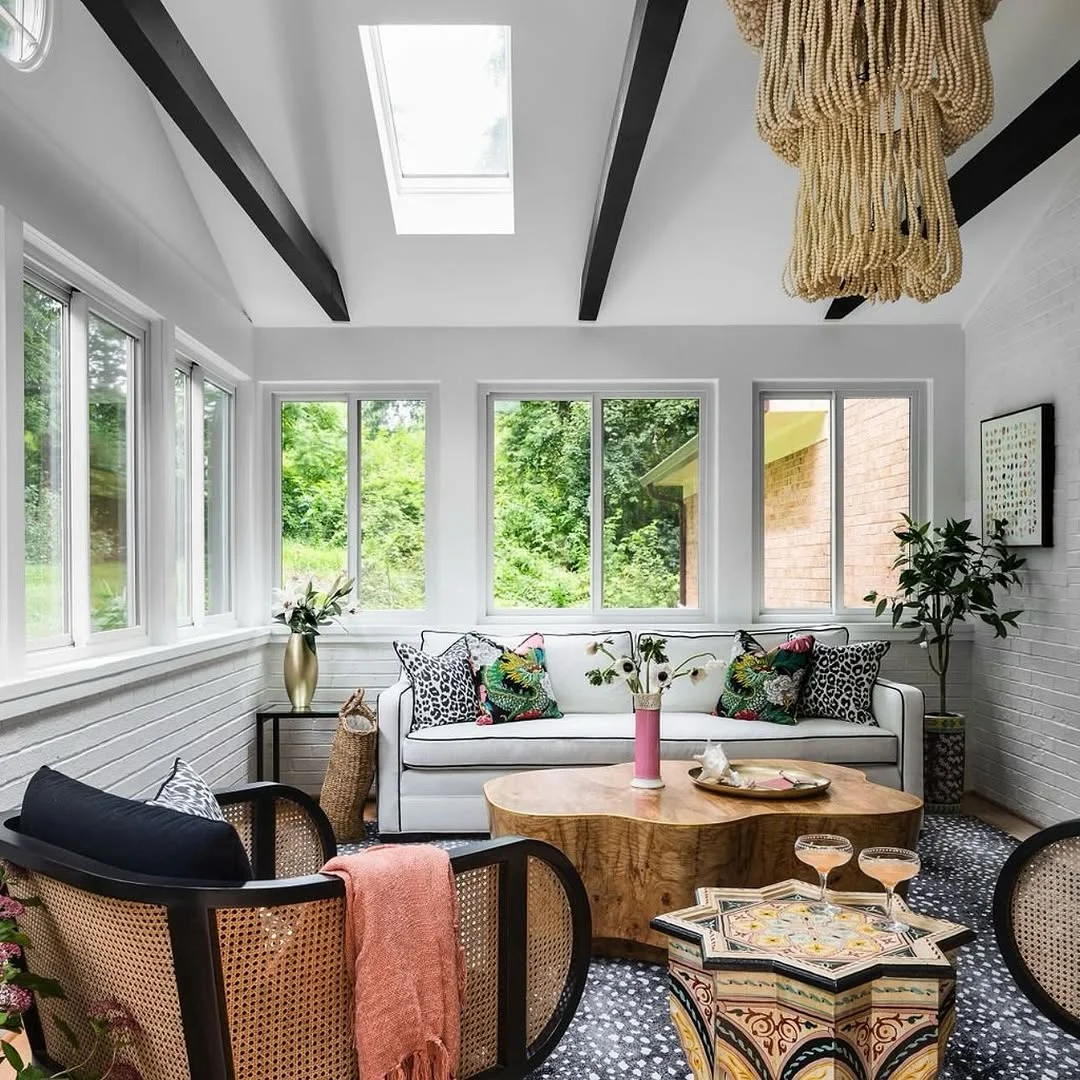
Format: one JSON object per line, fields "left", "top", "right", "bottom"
{"left": 19, "top": 767, "right": 252, "bottom": 883}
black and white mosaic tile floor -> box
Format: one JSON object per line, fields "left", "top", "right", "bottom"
{"left": 351, "top": 816, "right": 1080, "bottom": 1079}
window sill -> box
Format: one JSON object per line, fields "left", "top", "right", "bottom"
{"left": 0, "top": 627, "right": 271, "bottom": 721}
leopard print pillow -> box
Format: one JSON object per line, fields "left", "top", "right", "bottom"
{"left": 800, "top": 641, "right": 890, "bottom": 725}
{"left": 396, "top": 637, "right": 479, "bottom": 731}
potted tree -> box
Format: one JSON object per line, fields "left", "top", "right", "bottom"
{"left": 866, "top": 516, "right": 1025, "bottom": 814}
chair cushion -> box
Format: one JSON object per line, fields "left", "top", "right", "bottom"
{"left": 19, "top": 767, "right": 252, "bottom": 883}
{"left": 148, "top": 758, "right": 227, "bottom": 822}
{"left": 403, "top": 712, "right": 897, "bottom": 769}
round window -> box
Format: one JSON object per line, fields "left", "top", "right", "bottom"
{"left": 0, "top": 0, "right": 50, "bottom": 71}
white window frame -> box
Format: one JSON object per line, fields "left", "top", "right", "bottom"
{"left": 23, "top": 250, "right": 150, "bottom": 664}
{"left": 0, "top": 0, "right": 53, "bottom": 72}
{"left": 753, "top": 382, "right": 926, "bottom": 620}
{"left": 482, "top": 384, "right": 713, "bottom": 622}
{"left": 271, "top": 387, "right": 436, "bottom": 621}
{"left": 176, "top": 339, "right": 238, "bottom": 633}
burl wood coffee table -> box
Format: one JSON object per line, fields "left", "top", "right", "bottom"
{"left": 484, "top": 760, "right": 923, "bottom": 958}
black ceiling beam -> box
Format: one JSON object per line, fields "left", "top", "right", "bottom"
{"left": 80, "top": 0, "right": 349, "bottom": 322}
{"left": 578, "top": 0, "right": 690, "bottom": 321}
{"left": 825, "top": 58, "right": 1080, "bottom": 322}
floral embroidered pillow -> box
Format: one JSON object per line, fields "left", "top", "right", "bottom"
{"left": 468, "top": 633, "right": 563, "bottom": 725}
{"left": 717, "top": 632, "right": 815, "bottom": 725}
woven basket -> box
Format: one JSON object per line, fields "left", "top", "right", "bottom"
{"left": 319, "top": 689, "right": 377, "bottom": 844}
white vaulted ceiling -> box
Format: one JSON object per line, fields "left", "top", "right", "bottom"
{"left": 149, "top": 0, "right": 1080, "bottom": 327}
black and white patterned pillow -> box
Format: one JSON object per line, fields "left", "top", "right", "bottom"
{"left": 396, "top": 637, "right": 479, "bottom": 731}
{"left": 149, "top": 758, "right": 226, "bottom": 822}
{"left": 800, "top": 641, "right": 890, "bottom": 725}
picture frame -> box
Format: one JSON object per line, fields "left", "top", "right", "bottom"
{"left": 980, "top": 403, "right": 1054, "bottom": 547}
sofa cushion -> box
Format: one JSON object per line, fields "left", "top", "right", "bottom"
{"left": 718, "top": 632, "right": 816, "bottom": 725}
{"left": 19, "top": 767, "right": 252, "bottom": 883}
{"left": 403, "top": 711, "right": 897, "bottom": 769}
{"left": 396, "top": 638, "right": 479, "bottom": 730}
{"left": 802, "top": 640, "right": 891, "bottom": 725}
{"left": 469, "top": 633, "right": 563, "bottom": 724}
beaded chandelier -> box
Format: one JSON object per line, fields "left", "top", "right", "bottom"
{"left": 728, "top": 0, "right": 999, "bottom": 304}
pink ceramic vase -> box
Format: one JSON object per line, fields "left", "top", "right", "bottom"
{"left": 632, "top": 692, "right": 664, "bottom": 789}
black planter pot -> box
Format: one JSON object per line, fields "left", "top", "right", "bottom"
{"left": 924, "top": 713, "right": 965, "bottom": 814}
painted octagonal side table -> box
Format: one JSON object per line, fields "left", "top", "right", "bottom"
{"left": 651, "top": 880, "right": 973, "bottom": 1080}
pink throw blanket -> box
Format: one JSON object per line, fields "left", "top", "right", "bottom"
{"left": 323, "top": 845, "right": 466, "bottom": 1080}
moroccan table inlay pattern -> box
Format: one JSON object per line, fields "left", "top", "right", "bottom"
{"left": 652, "top": 880, "right": 973, "bottom": 1080}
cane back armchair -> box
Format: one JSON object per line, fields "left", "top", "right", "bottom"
{"left": 0, "top": 782, "right": 591, "bottom": 1080}
{"left": 993, "top": 818, "right": 1080, "bottom": 1038}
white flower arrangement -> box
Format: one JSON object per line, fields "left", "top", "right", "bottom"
{"left": 271, "top": 573, "right": 358, "bottom": 650}
{"left": 585, "top": 636, "right": 721, "bottom": 697}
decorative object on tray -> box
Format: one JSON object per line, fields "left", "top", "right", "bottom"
{"left": 866, "top": 514, "right": 1025, "bottom": 813}
{"left": 717, "top": 631, "right": 814, "bottom": 724}
{"left": 688, "top": 759, "right": 831, "bottom": 800}
{"left": 272, "top": 574, "right": 356, "bottom": 710}
{"left": 586, "top": 636, "right": 721, "bottom": 790}
{"left": 980, "top": 403, "right": 1055, "bottom": 548}
{"left": 319, "top": 688, "right": 377, "bottom": 844}
{"left": 725, "top": 0, "right": 999, "bottom": 306}
{"left": 651, "top": 878, "right": 973, "bottom": 1080}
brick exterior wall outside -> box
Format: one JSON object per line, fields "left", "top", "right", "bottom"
{"left": 763, "top": 438, "right": 832, "bottom": 608}
{"left": 843, "top": 398, "right": 910, "bottom": 607}
{"left": 684, "top": 492, "right": 699, "bottom": 607}
{"left": 762, "top": 402, "right": 910, "bottom": 610}
{"left": 965, "top": 161, "right": 1080, "bottom": 827}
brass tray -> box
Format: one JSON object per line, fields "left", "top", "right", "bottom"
{"left": 688, "top": 760, "right": 831, "bottom": 799}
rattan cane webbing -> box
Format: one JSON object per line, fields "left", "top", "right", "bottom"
{"left": 274, "top": 796, "right": 328, "bottom": 878}
{"left": 525, "top": 856, "right": 573, "bottom": 1047}
{"left": 220, "top": 799, "right": 254, "bottom": 862}
{"left": 454, "top": 864, "right": 501, "bottom": 1079}
{"left": 19, "top": 871, "right": 190, "bottom": 1080}
{"left": 1010, "top": 836, "right": 1080, "bottom": 1020}
{"left": 215, "top": 896, "right": 357, "bottom": 1080}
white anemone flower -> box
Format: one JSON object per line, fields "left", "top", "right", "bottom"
{"left": 654, "top": 663, "right": 674, "bottom": 687}
{"left": 617, "top": 657, "right": 638, "bottom": 677}
{"left": 688, "top": 666, "right": 708, "bottom": 685}
{"left": 584, "top": 640, "right": 601, "bottom": 656}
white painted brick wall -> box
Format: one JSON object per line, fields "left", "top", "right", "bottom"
{"left": 965, "top": 158, "right": 1080, "bottom": 827}
{"left": 0, "top": 644, "right": 264, "bottom": 809}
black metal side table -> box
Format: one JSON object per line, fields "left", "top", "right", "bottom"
{"left": 256, "top": 705, "right": 341, "bottom": 783}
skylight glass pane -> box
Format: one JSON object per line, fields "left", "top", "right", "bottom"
{"left": 377, "top": 25, "right": 510, "bottom": 179}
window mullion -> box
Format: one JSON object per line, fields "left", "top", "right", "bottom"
{"left": 67, "top": 291, "right": 91, "bottom": 646}
{"left": 589, "top": 393, "right": 603, "bottom": 614}
{"left": 348, "top": 394, "right": 360, "bottom": 604}
{"left": 191, "top": 369, "right": 206, "bottom": 626}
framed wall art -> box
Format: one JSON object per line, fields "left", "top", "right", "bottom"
{"left": 980, "top": 402, "right": 1054, "bottom": 547}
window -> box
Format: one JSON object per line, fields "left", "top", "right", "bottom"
{"left": 359, "top": 24, "right": 514, "bottom": 234}
{"left": 174, "top": 369, "right": 192, "bottom": 625}
{"left": 23, "top": 279, "right": 67, "bottom": 643}
{"left": 278, "top": 396, "right": 428, "bottom": 612}
{"left": 0, "top": 0, "right": 50, "bottom": 71}
{"left": 488, "top": 393, "right": 704, "bottom": 613}
{"left": 759, "top": 389, "right": 916, "bottom": 613}
{"left": 88, "top": 312, "right": 137, "bottom": 632}
{"left": 23, "top": 264, "right": 146, "bottom": 649}
{"left": 175, "top": 359, "right": 235, "bottom": 625}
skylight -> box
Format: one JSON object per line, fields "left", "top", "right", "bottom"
{"left": 359, "top": 24, "right": 515, "bottom": 235}
{"left": 0, "top": 0, "right": 50, "bottom": 71}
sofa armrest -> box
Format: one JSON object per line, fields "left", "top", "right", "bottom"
{"left": 872, "top": 678, "right": 924, "bottom": 798}
{"left": 377, "top": 679, "right": 413, "bottom": 834}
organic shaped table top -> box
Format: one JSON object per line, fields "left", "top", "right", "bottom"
{"left": 651, "top": 879, "right": 973, "bottom": 992}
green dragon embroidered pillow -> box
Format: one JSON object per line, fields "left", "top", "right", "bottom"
{"left": 468, "top": 633, "right": 563, "bottom": 725}
{"left": 717, "top": 631, "right": 815, "bottom": 725}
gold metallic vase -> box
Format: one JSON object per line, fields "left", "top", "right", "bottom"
{"left": 283, "top": 633, "right": 318, "bottom": 711}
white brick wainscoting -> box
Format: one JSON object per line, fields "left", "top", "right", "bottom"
{"left": 966, "top": 159, "right": 1080, "bottom": 827}
{"left": 0, "top": 635, "right": 265, "bottom": 810}
{"left": 261, "top": 630, "right": 966, "bottom": 797}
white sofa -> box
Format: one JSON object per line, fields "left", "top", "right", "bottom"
{"left": 377, "top": 627, "right": 924, "bottom": 835}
